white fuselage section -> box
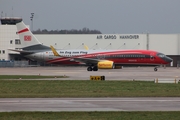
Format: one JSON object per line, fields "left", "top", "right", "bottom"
{"left": 25, "top": 49, "right": 110, "bottom": 62}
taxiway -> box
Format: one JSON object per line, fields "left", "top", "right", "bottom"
{"left": 0, "top": 66, "right": 179, "bottom": 80}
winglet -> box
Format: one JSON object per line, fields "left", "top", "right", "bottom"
{"left": 84, "top": 45, "right": 89, "bottom": 50}
{"left": 50, "top": 45, "right": 60, "bottom": 56}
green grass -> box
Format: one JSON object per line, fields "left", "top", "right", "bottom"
{"left": 0, "top": 80, "right": 180, "bottom": 97}
{"left": 0, "top": 112, "right": 180, "bottom": 120}
{"left": 0, "top": 75, "right": 66, "bottom": 79}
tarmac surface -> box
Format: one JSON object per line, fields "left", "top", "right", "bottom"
{"left": 0, "top": 97, "right": 180, "bottom": 112}
{"left": 0, "top": 66, "right": 179, "bottom": 80}
{"left": 0, "top": 66, "right": 180, "bottom": 112}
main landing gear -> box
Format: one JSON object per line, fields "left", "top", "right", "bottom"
{"left": 87, "top": 66, "right": 98, "bottom": 71}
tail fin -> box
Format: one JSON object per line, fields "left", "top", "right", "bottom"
{"left": 16, "top": 21, "right": 49, "bottom": 50}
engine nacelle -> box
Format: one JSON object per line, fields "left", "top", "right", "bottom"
{"left": 97, "top": 61, "right": 114, "bottom": 69}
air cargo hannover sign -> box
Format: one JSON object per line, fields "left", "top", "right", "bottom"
{"left": 96, "top": 35, "right": 139, "bottom": 39}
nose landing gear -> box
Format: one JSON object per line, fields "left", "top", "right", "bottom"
{"left": 154, "top": 67, "right": 158, "bottom": 71}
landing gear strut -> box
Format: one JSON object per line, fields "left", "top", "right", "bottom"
{"left": 87, "top": 66, "right": 98, "bottom": 71}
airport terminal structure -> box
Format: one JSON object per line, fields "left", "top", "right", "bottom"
{"left": 0, "top": 17, "right": 180, "bottom": 67}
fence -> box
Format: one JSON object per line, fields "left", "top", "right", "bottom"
{"left": 0, "top": 61, "right": 29, "bottom": 67}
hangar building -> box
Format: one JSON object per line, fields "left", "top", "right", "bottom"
{"left": 0, "top": 17, "right": 180, "bottom": 66}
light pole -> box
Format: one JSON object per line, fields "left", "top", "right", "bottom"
{"left": 30, "top": 13, "right": 34, "bottom": 31}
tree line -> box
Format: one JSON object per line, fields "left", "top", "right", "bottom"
{"left": 33, "top": 27, "right": 102, "bottom": 34}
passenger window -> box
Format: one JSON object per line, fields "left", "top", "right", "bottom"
{"left": 10, "top": 40, "right": 13, "bottom": 44}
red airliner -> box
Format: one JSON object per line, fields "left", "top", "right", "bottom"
{"left": 10, "top": 21, "right": 172, "bottom": 71}
{"left": 49, "top": 46, "right": 172, "bottom": 71}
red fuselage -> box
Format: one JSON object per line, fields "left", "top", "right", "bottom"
{"left": 45, "top": 49, "right": 172, "bottom": 66}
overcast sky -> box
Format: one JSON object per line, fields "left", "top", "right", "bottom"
{"left": 1, "top": 0, "right": 180, "bottom": 34}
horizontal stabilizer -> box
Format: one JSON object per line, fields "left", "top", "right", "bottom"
{"left": 8, "top": 49, "right": 35, "bottom": 54}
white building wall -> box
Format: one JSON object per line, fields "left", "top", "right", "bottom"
{"left": 36, "top": 34, "right": 147, "bottom": 50}
{"left": 149, "top": 34, "right": 178, "bottom": 55}
{"left": 0, "top": 25, "right": 18, "bottom": 60}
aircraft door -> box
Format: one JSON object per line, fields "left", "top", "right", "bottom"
{"left": 40, "top": 52, "right": 45, "bottom": 61}
{"left": 139, "top": 54, "right": 144, "bottom": 62}
{"left": 150, "top": 53, "right": 154, "bottom": 61}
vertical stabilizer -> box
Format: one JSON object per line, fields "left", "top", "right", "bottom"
{"left": 16, "top": 21, "right": 41, "bottom": 49}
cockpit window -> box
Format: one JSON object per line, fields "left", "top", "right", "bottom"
{"left": 157, "top": 53, "right": 165, "bottom": 58}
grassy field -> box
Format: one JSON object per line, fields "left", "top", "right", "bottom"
{"left": 0, "top": 80, "right": 180, "bottom": 97}
{"left": 0, "top": 111, "right": 180, "bottom": 120}
{"left": 0, "top": 77, "right": 180, "bottom": 120}
{"left": 0, "top": 75, "right": 66, "bottom": 79}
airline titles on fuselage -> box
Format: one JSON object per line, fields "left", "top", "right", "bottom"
{"left": 59, "top": 51, "right": 88, "bottom": 55}
{"left": 97, "top": 35, "right": 139, "bottom": 39}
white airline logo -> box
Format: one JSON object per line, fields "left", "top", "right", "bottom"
{"left": 24, "top": 35, "right": 31, "bottom": 41}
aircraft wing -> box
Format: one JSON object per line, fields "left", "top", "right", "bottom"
{"left": 72, "top": 57, "right": 103, "bottom": 64}
{"left": 84, "top": 45, "right": 89, "bottom": 50}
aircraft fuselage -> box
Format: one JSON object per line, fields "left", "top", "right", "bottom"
{"left": 25, "top": 49, "right": 172, "bottom": 66}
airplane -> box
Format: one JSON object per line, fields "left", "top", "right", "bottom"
{"left": 11, "top": 21, "right": 173, "bottom": 71}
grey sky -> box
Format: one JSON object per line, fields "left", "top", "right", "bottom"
{"left": 1, "top": 0, "right": 180, "bottom": 34}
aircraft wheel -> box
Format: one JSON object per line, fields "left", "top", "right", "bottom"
{"left": 154, "top": 67, "right": 158, "bottom": 71}
{"left": 93, "top": 66, "right": 98, "bottom": 71}
{"left": 112, "top": 64, "right": 115, "bottom": 69}
{"left": 87, "top": 66, "right": 92, "bottom": 71}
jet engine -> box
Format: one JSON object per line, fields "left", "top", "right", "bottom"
{"left": 97, "top": 61, "right": 114, "bottom": 69}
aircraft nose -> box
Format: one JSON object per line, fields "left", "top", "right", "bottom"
{"left": 165, "top": 56, "right": 173, "bottom": 63}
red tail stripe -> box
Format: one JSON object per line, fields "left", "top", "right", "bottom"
{"left": 17, "top": 28, "right": 29, "bottom": 34}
